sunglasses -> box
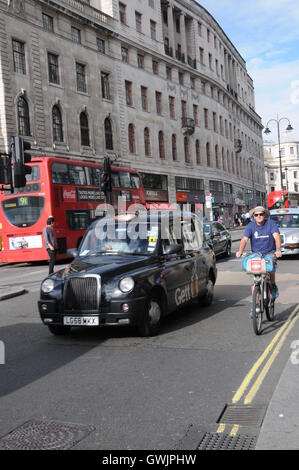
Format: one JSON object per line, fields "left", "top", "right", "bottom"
{"left": 254, "top": 213, "right": 265, "bottom": 217}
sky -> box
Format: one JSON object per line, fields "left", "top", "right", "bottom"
{"left": 197, "top": 0, "right": 299, "bottom": 142}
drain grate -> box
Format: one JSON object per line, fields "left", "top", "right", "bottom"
{"left": 198, "top": 432, "right": 256, "bottom": 450}
{"left": 217, "top": 404, "right": 267, "bottom": 427}
{"left": 0, "top": 420, "right": 95, "bottom": 450}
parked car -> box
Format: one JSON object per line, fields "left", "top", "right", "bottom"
{"left": 270, "top": 208, "right": 299, "bottom": 256}
{"left": 203, "top": 221, "right": 232, "bottom": 258}
{"left": 39, "top": 212, "right": 217, "bottom": 337}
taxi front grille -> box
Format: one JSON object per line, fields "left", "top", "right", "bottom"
{"left": 64, "top": 276, "right": 100, "bottom": 311}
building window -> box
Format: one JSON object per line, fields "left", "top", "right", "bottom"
{"left": 152, "top": 60, "right": 159, "bottom": 75}
{"left": 159, "top": 131, "right": 165, "bottom": 159}
{"left": 169, "top": 96, "right": 175, "bottom": 119}
{"left": 71, "top": 26, "right": 81, "bottom": 44}
{"left": 12, "top": 39, "right": 26, "bottom": 74}
{"left": 97, "top": 37, "right": 105, "bottom": 54}
{"left": 150, "top": 20, "right": 157, "bottom": 40}
{"left": 204, "top": 108, "right": 209, "bottom": 129}
{"left": 144, "top": 127, "right": 151, "bottom": 156}
{"left": 166, "top": 66, "right": 172, "bottom": 80}
{"left": 206, "top": 142, "right": 211, "bottom": 167}
{"left": 17, "top": 96, "right": 30, "bottom": 136}
{"left": 193, "top": 104, "right": 199, "bottom": 126}
{"left": 198, "top": 22, "right": 202, "bottom": 36}
{"left": 141, "top": 86, "right": 148, "bottom": 111}
{"left": 76, "top": 63, "right": 86, "bottom": 93}
{"left": 138, "top": 53, "right": 144, "bottom": 69}
{"left": 48, "top": 53, "right": 59, "bottom": 85}
{"left": 215, "top": 145, "right": 219, "bottom": 168}
{"left": 294, "top": 171, "right": 297, "bottom": 179}
{"left": 213, "top": 112, "right": 217, "bottom": 132}
{"left": 181, "top": 100, "right": 187, "bottom": 119}
{"left": 179, "top": 71, "right": 184, "bottom": 86}
{"left": 184, "top": 137, "right": 190, "bottom": 163}
{"left": 104, "top": 117, "right": 113, "bottom": 150}
{"left": 43, "top": 13, "right": 54, "bottom": 32}
{"left": 148, "top": 0, "right": 155, "bottom": 8}
{"left": 156, "top": 91, "right": 162, "bottom": 115}
{"left": 119, "top": 3, "right": 127, "bottom": 24}
{"left": 196, "top": 140, "right": 201, "bottom": 165}
{"left": 80, "top": 111, "right": 90, "bottom": 147}
{"left": 290, "top": 147, "right": 294, "bottom": 155}
{"left": 199, "top": 47, "right": 204, "bottom": 65}
{"left": 222, "top": 148, "right": 226, "bottom": 171}
{"left": 125, "top": 80, "right": 133, "bottom": 106}
{"left": 128, "top": 124, "right": 136, "bottom": 154}
{"left": 172, "top": 134, "right": 177, "bottom": 161}
{"left": 135, "top": 12, "right": 142, "bottom": 33}
{"left": 101, "top": 72, "right": 111, "bottom": 100}
{"left": 121, "top": 46, "right": 129, "bottom": 63}
{"left": 191, "top": 77, "right": 195, "bottom": 90}
{"left": 52, "top": 105, "right": 63, "bottom": 142}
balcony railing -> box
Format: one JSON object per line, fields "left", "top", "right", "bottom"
{"left": 182, "top": 117, "right": 195, "bottom": 135}
{"left": 187, "top": 56, "right": 197, "bottom": 69}
{"left": 164, "top": 45, "right": 173, "bottom": 58}
{"left": 176, "top": 50, "right": 185, "bottom": 64}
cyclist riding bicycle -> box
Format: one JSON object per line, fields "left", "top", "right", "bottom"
{"left": 236, "top": 206, "right": 282, "bottom": 315}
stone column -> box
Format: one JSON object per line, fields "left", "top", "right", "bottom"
{"left": 167, "top": 3, "right": 175, "bottom": 58}
{"left": 179, "top": 12, "right": 187, "bottom": 63}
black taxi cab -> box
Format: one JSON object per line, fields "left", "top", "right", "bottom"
{"left": 38, "top": 211, "right": 217, "bottom": 337}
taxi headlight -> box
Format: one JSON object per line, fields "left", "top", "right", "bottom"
{"left": 41, "top": 279, "right": 55, "bottom": 294}
{"left": 119, "top": 277, "right": 135, "bottom": 293}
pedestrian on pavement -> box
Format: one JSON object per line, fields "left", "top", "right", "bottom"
{"left": 43, "top": 216, "right": 58, "bottom": 275}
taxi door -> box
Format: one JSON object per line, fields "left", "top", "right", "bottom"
{"left": 181, "top": 218, "right": 208, "bottom": 296}
{"left": 161, "top": 221, "right": 195, "bottom": 312}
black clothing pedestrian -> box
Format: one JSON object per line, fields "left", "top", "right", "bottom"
{"left": 43, "top": 217, "right": 58, "bottom": 275}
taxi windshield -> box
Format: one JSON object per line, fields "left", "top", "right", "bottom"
{"left": 78, "top": 222, "right": 159, "bottom": 257}
{"left": 271, "top": 213, "right": 299, "bottom": 228}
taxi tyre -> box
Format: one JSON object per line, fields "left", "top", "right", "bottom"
{"left": 48, "top": 325, "right": 71, "bottom": 336}
{"left": 138, "top": 295, "right": 162, "bottom": 337}
{"left": 224, "top": 242, "right": 232, "bottom": 258}
{"left": 200, "top": 274, "right": 215, "bottom": 307}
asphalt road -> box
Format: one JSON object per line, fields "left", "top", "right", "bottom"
{"left": 0, "top": 241, "right": 298, "bottom": 450}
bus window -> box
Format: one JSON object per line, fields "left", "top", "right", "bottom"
{"left": 89, "top": 167, "right": 101, "bottom": 186}
{"left": 1, "top": 196, "right": 45, "bottom": 228}
{"left": 111, "top": 172, "right": 120, "bottom": 188}
{"left": 25, "top": 166, "right": 40, "bottom": 182}
{"left": 52, "top": 163, "right": 70, "bottom": 184}
{"left": 66, "top": 210, "right": 91, "bottom": 230}
{"left": 119, "top": 172, "right": 131, "bottom": 188}
{"left": 69, "top": 165, "right": 87, "bottom": 185}
{"left": 131, "top": 173, "right": 140, "bottom": 189}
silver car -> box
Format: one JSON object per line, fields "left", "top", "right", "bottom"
{"left": 270, "top": 208, "right": 299, "bottom": 256}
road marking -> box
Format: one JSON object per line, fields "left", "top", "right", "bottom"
{"left": 0, "top": 270, "right": 46, "bottom": 284}
{"left": 244, "top": 313, "right": 299, "bottom": 405}
{"left": 232, "top": 305, "right": 299, "bottom": 404}
{"left": 230, "top": 425, "right": 239, "bottom": 437}
{"left": 217, "top": 423, "right": 226, "bottom": 434}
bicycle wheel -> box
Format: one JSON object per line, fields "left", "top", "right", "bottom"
{"left": 265, "top": 281, "right": 275, "bottom": 322}
{"left": 252, "top": 285, "right": 262, "bottom": 335}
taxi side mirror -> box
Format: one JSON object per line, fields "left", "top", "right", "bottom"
{"left": 164, "top": 244, "right": 182, "bottom": 255}
{"left": 67, "top": 248, "right": 78, "bottom": 259}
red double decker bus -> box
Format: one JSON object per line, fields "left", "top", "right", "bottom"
{"left": 0, "top": 156, "right": 145, "bottom": 263}
{"left": 267, "top": 190, "right": 299, "bottom": 211}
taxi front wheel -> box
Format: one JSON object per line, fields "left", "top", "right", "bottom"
{"left": 201, "top": 279, "right": 214, "bottom": 306}
{"left": 138, "top": 297, "right": 162, "bottom": 337}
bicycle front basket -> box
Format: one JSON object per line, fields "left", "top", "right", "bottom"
{"left": 243, "top": 255, "right": 267, "bottom": 274}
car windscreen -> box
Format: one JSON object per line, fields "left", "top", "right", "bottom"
{"left": 203, "top": 224, "right": 211, "bottom": 233}
{"left": 78, "top": 222, "right": 159, "bottom": 256}
{"left": 271, "top": 214, "right": 299, "bottom": 228}
{"left": 1, "top": 196, "right": 45, "bottom": 228}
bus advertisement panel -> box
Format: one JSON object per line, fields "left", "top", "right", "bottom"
{"left": 0, "top": 156, "right": 145, "bottom": 263}
{"left": 268, "top": 190, "right": 299, "bottom": 211}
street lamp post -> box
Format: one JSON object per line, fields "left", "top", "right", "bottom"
{"left": 285, "top": 166, "right": 289, "bottom": 192}
{"left": 264, "top": 116, "right": 294, "bottom": 194}
{"left": 249, "top": 156, "right": 255, "bottom": 208}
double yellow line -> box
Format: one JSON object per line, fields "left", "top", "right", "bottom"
{"left": 217, "top": 304, "right": 299, "bottom": 436}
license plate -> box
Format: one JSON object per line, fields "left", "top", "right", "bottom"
{"left": 63, "top": 316, "right": 99, "bottom": 326}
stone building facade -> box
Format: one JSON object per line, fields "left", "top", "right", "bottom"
{"left": 0, "top": 0, "right": 266, "bottom": 221}
{"left": 264, "top": 141, "right": 299, "bottom": 194}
